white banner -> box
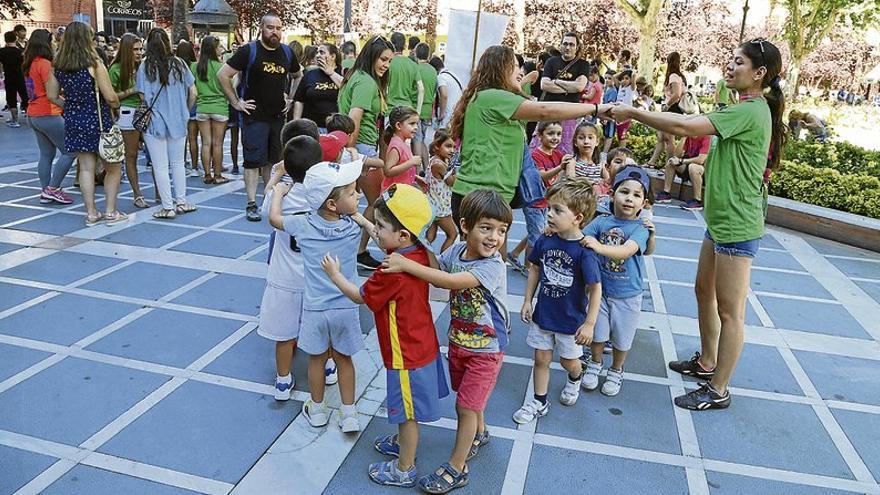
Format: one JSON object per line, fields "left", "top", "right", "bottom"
{"left": 444, "top": 8, "right": 510, "bottom": 89}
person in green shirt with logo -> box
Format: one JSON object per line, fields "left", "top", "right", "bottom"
{"left": 413, "top": 42, "right": 436, "bottom": 169}
{"left": 337, "top": 35, "right": 394, "bottom": 270}
{"left": 108, "top": 33, "right": 149, "bottom": 209}
{"left": 610, "top": 38, "right": 787, "bottom": 412}
{"left": 190, "top": 36, "right": 229, "bottom": 184}
{"left": 386, "top": 32, "right": 423, "bottom": 119}
{"left": 714, "top": 78, "right": 735, "bottom": 110}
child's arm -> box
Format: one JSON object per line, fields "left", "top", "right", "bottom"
{"left": 575, "top": 282, "right": 601, "bottom": 345}
{"left": 520, "top": 263, "right": 540, "bottom": 323}
{"left": 431, "top": 158, "right": 447, "bottom": 180}
{"left": 383, "top": 252, "right": 480, "bottom": 290}
{"left": 268, "top": 182, "right": 293, "bottom": 230}
{"left": 563, "top": 154, "right": 577, "bottom": 179}
{"left": 601, "top": 163, "right": 610, "bottom": 181}
{"left": 350, "top": 212, "right": 380, "bottom": 245}
{"left": 643, "top": 218, "right": 656, "bottom": 256}
{"left": 264, "top": 163, "right": 286, "bottom": 192}
{"left": 322, "top": 253, "right": 365, "bottom": 304}
{"left": 426, "top": 250, "right": 440, "bottom": 269}
{"left": 539, "top": 162, "right": 565, "bottom": 182}
{"left": 581, "top": 236, "right": 641, "bottom": 260}
{"left": 383, "top": 148, "right": 420, "bottom": 177}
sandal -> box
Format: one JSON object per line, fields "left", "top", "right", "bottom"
{"left": 374, "top": 433, "right": 400, "bottom": 457}
{"left": 369, "top": 459, "right": 417, "bottom": 488}
{"left": 84, "top": 212, "right": 104, "bottom": 226}
{"left": 104, "top": 211, "right": 129, "bottom": 225}
{"left": 175, "top": 203, "right": 198, "bottom": 214}
{"left": 153, "top": 208, "right": 177, "bottom": 219}
{"left": 418, "top": 463, "right": 468, "bottom": 494}
{"left": 203, "top": 174, "right": 215, "bottom": 184}
{"left": 466, "top": 429, "right": 490, "bottom": 461}
{"left": 213, "top": 175, "right": 230, "bottom": 184}
{"left": 133, "top": 196, "right": 149, "bottom": 208}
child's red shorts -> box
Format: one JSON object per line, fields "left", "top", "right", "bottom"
{"left": 447, "top": 345, "right": 504, "bottom": 412}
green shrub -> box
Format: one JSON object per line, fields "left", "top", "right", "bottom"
{"left": 783, "top": 139, "right": 880, "bottom": 177}
{"left": 770, "top": 160, "right": 880, "bottom": 219}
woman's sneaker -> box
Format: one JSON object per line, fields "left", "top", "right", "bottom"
{"left": 581, "top": 360, "right": 603, "bottom": 391}
{"left": 669, "top": 352, "right": 716, "bottom": 379}
{"left": 302, "top": 399, "right": 329, "bottom": 427}
{"left": 512, "top": 398, "right": 549, "bottom": 424}
{"left": 674, "top": 382, "right": 731, "bottom": 410}
{"left": 602, "top": 368, "right": 623, "bottom": 396}
{"left": 41, "top": 187, "right": 74, "bottom": 205}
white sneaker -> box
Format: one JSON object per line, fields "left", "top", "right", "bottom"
{"left": 581, "top": 360, "right": 602, "bottom": 391}
{"left": 559, "top": 378, "right": 581, "bottom": 405}
{"left": 273, "top": 375, "right": 294, "bottom": 401}
{"left": 339, "top": 409, "right": 360, "bottom": 433}
{"left": 325, "top": 358, "right": 338, "bottom": 385}
{"left": 602, "top": 368, "right": 623, "bottom": 396}
{"left": 512, "top": 398, "right": 549, "bottom": 424}
{"left": 302, "top": 399, "right": 329, "bottom": 427}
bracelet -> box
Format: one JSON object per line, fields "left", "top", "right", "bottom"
{"left": 593, "top": 105, "right": 598, "bottom": 118}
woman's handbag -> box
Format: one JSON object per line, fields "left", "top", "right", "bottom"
{"left": 95, "top": 79, "right": 124, "bottom": 163}
{"left": 132, "top": 83, "right": 164, "bottom": 133}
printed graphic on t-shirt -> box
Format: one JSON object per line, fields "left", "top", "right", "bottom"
{"left": 449, "top": 285, "right": 497, "bottom": 350}
{"left": 261, "top": 61, "right": 287, "bottom": 75}
{"left": 541, "top": 248, "right": 575, "bottom": 298}
{"left": 599, "top": 227, "right": 627, "bottom": 272}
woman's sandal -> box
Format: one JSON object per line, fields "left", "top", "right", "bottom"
{"left": 153, "top": 208, "right": 176, "bottom": 219}
{"left": 203, "top": 174, "right": 215, "bottom": 184}
{"left": 418, "top": 463, "right": 468, "bottom": 494}
{"left": 84, "top": 212, "right": 104, "bottom": 226}
{"left": 175, "top": 203, "right": 198, "bottom": 214}
{"left": 133, "top": 196, "right": 149, "bottom": 208}
{"left": 213, "top": 175, "right": 230, "bottom": 185}
{"left": 104, "top": 211, "right": 129, "bottom": 225}
{"left": 466, "top": 429, "right": 490, "bottom": 461}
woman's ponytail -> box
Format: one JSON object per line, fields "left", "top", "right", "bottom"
{"left": 764, "top": 76, "right": 787, "bottom": 170}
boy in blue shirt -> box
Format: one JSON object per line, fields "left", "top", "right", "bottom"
{"left": 601, "top": 71, "right": 619, "bottom": 157}
{"left": 580, "top": 166, "right": 654, "bottom": 396}
{"left": 268, "top": 159, "right": 376, "bottom": 432}
{"left": 514, "top": 179, "right": 602, "bottom": 424}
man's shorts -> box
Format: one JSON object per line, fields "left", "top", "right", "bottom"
{"left": 386, "top": 354, "right": 450, "bottom": 424}
{"left": 526, "top": 324, "right": 582, "bottom": 360}
{"left": 447, "top": 345, "right": 503, "bottom": 412}
{"left": 593, "top": 294, "right": 643, "bottom": 352}
{"left": 298, "top": 307, "right": 363, "bottom": 356}
{"left": 242, "top": 118, "right": 284, "bottom": 169}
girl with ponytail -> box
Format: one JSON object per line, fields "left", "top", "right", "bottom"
{"left": 381, "top": 105, "right": 421, "bottom": 191}
{"left": 609, "top": 38, "right": 787, "bottom": 412}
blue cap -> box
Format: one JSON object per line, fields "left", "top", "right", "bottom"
{"left": 613, "top": 165, "right": 651, "bottom": 193}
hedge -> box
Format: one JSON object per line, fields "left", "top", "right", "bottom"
{"left": 782, "top": 139, "right": 880, "bottom": 178}
{"left": 770, "top": 160, "right": 880, "bottom": 219}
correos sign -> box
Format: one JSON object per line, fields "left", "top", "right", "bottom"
{"left": 104, "top": 0, "right": 144, "bottom": 17}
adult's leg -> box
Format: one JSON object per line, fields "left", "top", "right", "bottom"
{"left": 102, "top": 161, "right": 123, "bottom": 215}
{"left": 230, "top": 126, "right": 240, "bottom": 169}
{"left": 647, "top": 131, "right": 665, "bottom": 167}
{"left": 31, "top": 117, "right": 58, "bottom": 188}
{"left": 42, "top": 115, "right": 77, "bottom": 189}
{"left": 197, "top": 120, "right": 213, "bottom": 178}
{"left": 144, "top": 135, "right": 174, "bottom": 210}
{"left": 77, "top": 152, "right": 99, "bottom": 217}
{"left": 710, "top": 252, "right": 753, "bottom": 393}
{"left": 121, "top": 129, "right": 142, "bottom": 198}
{"left": 187, "top": 120, "right": 199, "bottom": 170}
{"left": 356, "top": 167, "right": 382, "bottom": 255}
{"left": 689, "top": 164, "right": 705, "bottom": 201}
{"left": 663, "top": 160, "right": 676, "bottom": 193}
{"left": 167, "top": 136, "right": 189, "bottom": 205}
{"left": 694, "top": 238, "right": 721, "bottom": 369}
{"left": 211, "top": 120, "right": 228, "bottom": 177}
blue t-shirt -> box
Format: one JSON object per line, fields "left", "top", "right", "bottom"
{"left": 527, "top": 234, "right": 601, "bottom": 334}
{"left": 282, "top": 213, "right": 361, "bottom": 310}
{"left": 583, "top": 216, "right": 649, "bottom": 298}
{"left": 439, "top": 242, "right": 509, "bottom": 353}
{"left": 603, "top": 86, "right": 618, "bottom": 104}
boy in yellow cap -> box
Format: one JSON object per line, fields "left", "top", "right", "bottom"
{"left": 322, "top": 183, "right": 448, "bottom": 488}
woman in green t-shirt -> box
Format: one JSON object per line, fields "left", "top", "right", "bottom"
{"left": 109, "top": 33, "right": 148, "bottom": 208}
{"left": 190, "top": 36, "right": 229, "bottom": 184}
{"left": 447, "top": 45, "right": 611, "bottom": 218}
{"left": 610, "top": 39, "right": 787, "bottom": 412}
{"left": 337, "top": 35, "right": 393, "bottom": 269}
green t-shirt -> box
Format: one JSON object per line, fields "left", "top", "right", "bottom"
{"left": 416, "top": 62, "right": 437, "bottom": 120}
{"left": 452, "top": 89, "right": 527, "bottom": 202}
{"left": 342, "top": 58, "right": 355, "bottom": 71}
{"left": 704, "top": 97, "right": 771, "bottom": 244}
{"left": 108, "top": 63, "right": 140, "bottom": 108}
{"left": 190, "top": 60, "right": 228, "bottom": 116}
{"left": 716, "top": 79, "right": 731, "bottom": 105}
{"left": 387, "top": 55, "right": 419, "bottom": 110}
{"left": 338, "top": 69, "right": 383, "bottom": 146}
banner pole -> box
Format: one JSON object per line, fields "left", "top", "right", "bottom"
{"left": 470, "top": 0, "right": 483, "bottom": 72}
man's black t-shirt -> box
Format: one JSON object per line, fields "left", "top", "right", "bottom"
{"left": 292, "top": 68, "right": 340, "bottom": 127}
{"left": 541, "top": 56, "right": 589, "bottom": 103}
{"left": 227, "top": 41, "right": 301, "bottom": 122}
{"left": 0, "top": 46, "right": 25, "bottom": 86}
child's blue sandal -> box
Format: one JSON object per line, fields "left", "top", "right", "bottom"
{"left": 467, "top": 429, "right": 490, "bottom": 460}
{"left": 418, "top": 462, "right": 469, "bottom": 494}
{"left": 369, "top": 459, "right": 417, "bottom": 487}
{"left": 374, "top": 433, "right": 400, "bottom": 457}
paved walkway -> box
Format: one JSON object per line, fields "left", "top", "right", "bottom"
{"left": 1, "top": 124, "right": 880, "bottom": 495}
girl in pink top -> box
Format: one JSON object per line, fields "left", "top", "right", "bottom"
{"left": 381, "top": 106, "right": 421, "bottom": 191}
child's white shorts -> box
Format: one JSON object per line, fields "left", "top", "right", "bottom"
{"left": 298, "top": 307, "right": 363, "bottom": 356}
{"left": 257, "top": 284, "right": 303, "bottom": 341}
{"left": 526, "top": 324, "right": 582, "bottom": 360}
{"left": 593, "top": 294, "right": 643, "bottom": 352}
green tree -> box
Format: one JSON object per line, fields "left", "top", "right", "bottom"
{"left": 614, "top": 0, "right": 666, "bottom": 80}
{"left": 0, "top": 0, "right": 32, "bottom": 19}
{"left": 782, "top": 0, "right": 880, "bottom": 95}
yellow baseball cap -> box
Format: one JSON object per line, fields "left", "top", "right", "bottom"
{"left": 382, "top": 183, "right": 435, "bottom": 250}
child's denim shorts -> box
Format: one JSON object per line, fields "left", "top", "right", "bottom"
{"left": 704, "top": 230, "right": 760, "bottom": 258}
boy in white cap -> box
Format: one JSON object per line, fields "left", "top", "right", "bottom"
{"left": 268, "top": 159, "right": 375, "bottom": 432}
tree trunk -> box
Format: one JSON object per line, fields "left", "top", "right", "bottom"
{"left": 425, "top": 0, "right": 438, "bottom": 53}
{"left": 785, "top": 55, "right": 802, "bottom": 99}
{"left": 513, "top": 0, "right": 525, "bottom": 53}
{"left": 637, "top": 25, "right": 657, "bottom": 84}
{"left": 171, "top": 0, "right": 188, "bottom": 42}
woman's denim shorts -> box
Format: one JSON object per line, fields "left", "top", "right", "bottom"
{"left": 704, "top": 230, "right": 760, "bottom": 258}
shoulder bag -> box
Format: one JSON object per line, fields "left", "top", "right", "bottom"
{"left": 95, "top": 78, "right": 125, "bottom": 163}
{"left": 132, "top": 82, "right": 164, "bottom": 133}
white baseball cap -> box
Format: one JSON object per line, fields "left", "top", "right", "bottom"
{"left": 303, "top": 159, "right": 363, "bottom": 210}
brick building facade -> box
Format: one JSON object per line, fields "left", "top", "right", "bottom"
{"left": 0, "top": 0, "right": 98, "bottom": 33}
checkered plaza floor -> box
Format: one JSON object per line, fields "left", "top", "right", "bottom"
{"left": 1, "top": 126, "right": 880, "bottom": 495}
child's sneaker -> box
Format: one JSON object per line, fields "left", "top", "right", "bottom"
{"left": 512, "top": 398, "right": 549, "bottom": 424}
{"left": 602, "top": 368, "right": 623, "bottom": 396}
{"left": 302, "top": 399, "right": 329, "bottom": 427}
{"left": 581, "top": 360, "right": 602, "bottom": 391}
{"left": 369, "top": 459, "right": 417, "bottom": 488}
{"left": 603, "top": 342, "right": 613, "bottom": 354}
{"left": 338, "top": 408, "right": 360, "bottom": 433}
{"left": 325, "top": 358, "right": 338, "bottom": 385}
{"left": 273, "top": 375, "right": 293, "bottom": 401}
{"left": 559, "top": 377, "right": 581, "bottom": 405}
